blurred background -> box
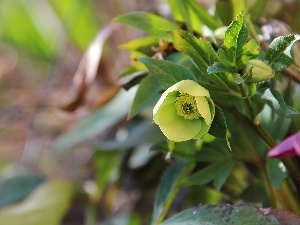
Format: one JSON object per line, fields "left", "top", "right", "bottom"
{"left": 1, "top": 0, "right": 300, "bottom": 224}
{"left": 0, "top": 0, "right": 158, "bottom": 167}
{"left": 0, "top": 1, "right": 167, "bottom": 224}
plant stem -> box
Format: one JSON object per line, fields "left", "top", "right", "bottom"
{"left": 238, "top": 84, "right": 255, "bottom": 120}
{"left": 260, "top": 162, "right": 278, "bottom": 207}
{"left": 244, "top": 15, "right": 260, "bottom": 43}
{"left": 236, "top": 85, "right": 278, "bottom": 207}
{"left": 85, "top": 204, "right": 97, "bottom": 225}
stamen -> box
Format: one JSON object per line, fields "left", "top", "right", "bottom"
{"left": 175, "top": 93, "right": 201, "bottom": 120}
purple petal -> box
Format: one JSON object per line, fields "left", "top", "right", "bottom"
{"left": 267, "top": 132, "right": 300, "bottom": 158}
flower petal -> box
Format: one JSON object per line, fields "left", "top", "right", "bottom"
{"left": 195, "top": 96, "right": 211, "bottom": 125}
{"left": 193, "top": 118, "right": 209, "bottom": 139}
{"left": 158, "top": 80, "right": 209, "bottom": 98}
{"left": 153, "top": 91, "right": 178, "bottom": 123}
{"left": 155, "top": 97, "right": 202, "bottom": 142}
{"left": 267, "top": 132, "right": 300, "bottom": 158}
{"left": 168, "top": 80, "right": 210, "bottom": 97}
{"left": 207, "top": 97, "right": 215, "bottom": 119}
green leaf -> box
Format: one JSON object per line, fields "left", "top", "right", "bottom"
{"left": 158, "top": 137, "right": 233, "bottom": 163}
{"left": 232, "top": 73, "right": 245, "bottom": 84}
{"left": 258, "top": 88, "right": 299, "bottom": 117}
{"left": 119, "top": 36, "right": 159, "bottom": 55}
{"left": 241, "top": 182, "right": 268, "bottom": 204}
{"left": 139, "top": 57, "right": 197, "bottom": 88}
{"left": 170, "top": 30, "right": 230, "bottom": 89}
{"left": 0, "top": 180, "right": 78, "bottom": 225}
{"left": 128, "top": 51, "right": 148, "bottom": 72}
{"left": 224, "top": 13, "right": 248, "bottom": 66}
{"left": 250, "top": 0, "right": 270, "bottom": 22}
{"left": 151, "top": 161, "right": 195, "bottom": 225}
{"left": 250, "top": 93, "right": 266, "bottom": 117}
{"left": 209, "top": 106, "right": 231, "bottom": 150}
{"left": 216, "top": 0, "right": 234, "bottom": 26}
{"left": 218, "top": 48, "right": 235, "bottom": 68}
{"left": 0, "top": 0, "right": 63, "bottom": 58}
{"left": 207, "top": 62, "right": 234, "bottom": 74}
{"left": 53, "top": 88, "right": 136, "bottom": 152}
{"left": 166, "top": 52, "right": 199, "bottom": 75}
{"left": 0, "top": 173, "right": 44, "bottom": 207}
{"left": 238, "top": 39, "right": 260, "bottom": 66}
{"left": 198, "top": 81, "right": 242, "bottom": 105}
{"left": 100, "top": 119, "right": 164, "bottom": 151}
{"left": 259, "top": 105, "right": 291, "bottom": 141}
{"left": 114, "top": 12, "right": 180, "bottom": 42}
{"left": 129, "top": 74, "right": 163, "bottom": 118}
{"left": 168, "top": 0, "right": 184, "bottom": 22}
{"left": 213, "top": 161, "right": 235, "bottom": 190}
{"left": 171, "top": 30, "right": 218, "bottom": 67}
{"left": 161, "top": 204, "right": 280, "bottom": 225}
{"left": 224, "top": 13, "right": 244, "bottom": 50}
{"left": 208, "top": 106, "right": 228, "bottom": 140}
{"left": 216, "top": 0, "right": 245, "bottom": 26}
{"left": 265, "top": 34, "right": 300, "bottom": 72}
{"left": 181, "top": 161, "right": 234, "bottom": 187}
{"left": 51, "top": 0, "right": 100, "bottom": 50}
{"left": 231, "top": 0, "right": 245, "bottom": 20}
{"left": 198, "top": 141, "right": 233, "bottom": 162}
{"left": 187, "top": 0, "right": 222, "bottom": 30}
{"left": 93, "top": 151, "right": 120, "bottom": 196}
{"left": 168, "top": 0, "right": 194, "bottom": 32}
{"left": 119, "top": 65, "right": 140, "bottom": 77}
{"left": 267, "top": 158, "right": 288, "bottom": 190}
{"left": 241, "top": 66, "right": 253, "bottom": 82}
{"left": 245, "top": 82, "right": 257, "bottom": 96}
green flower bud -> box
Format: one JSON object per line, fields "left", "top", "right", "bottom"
{"left": 245, "top": 59, "right": 274, "bottom": 83}
{"left": 153, "top": 80, "right": 215, "bottom": 142}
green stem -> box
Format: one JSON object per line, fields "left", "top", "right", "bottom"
{"left": 260, "top": 162, "right": 278, "bottom": 207}
{"left": 236, "top": 85, "right": 277, "bottom": 207}
{"left": 85, "top": 204, "right": 97, "bottom": 225}
{"left": 281, "top": 158, "right": 300, "bottom": 193}
{"left": 244, "top": 15, "right": 260, "bottom": 43}
{"left": 238, "top": 84, "right": 255, "bottom": 120}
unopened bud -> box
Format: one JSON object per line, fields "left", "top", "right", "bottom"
{"left": 245, "top": 59, "right": 274, "bottom": 83}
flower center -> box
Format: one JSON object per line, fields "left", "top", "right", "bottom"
{"left": 175, "top": 93, "right": 201, "bottom": 120}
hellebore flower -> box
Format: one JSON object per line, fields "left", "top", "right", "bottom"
{"left": 153, "top": 80, "right": 215, "bottom": 142}
{"left": 268, "top": 132, "right": 300, "bottom": 158}
{"left": 245, "top": 59, "right": 274, "bottom": 83}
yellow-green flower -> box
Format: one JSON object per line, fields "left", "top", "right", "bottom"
{"left": 153, "top": 80, "right": 215, "bottom": 142}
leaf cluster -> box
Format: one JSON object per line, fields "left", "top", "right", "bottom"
{"left": 113, "top": 1, "right": 300, "bottom": 224}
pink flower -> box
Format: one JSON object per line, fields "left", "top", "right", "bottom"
{"left": 268, "top": 132, "right": 300, "bottom": 158}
